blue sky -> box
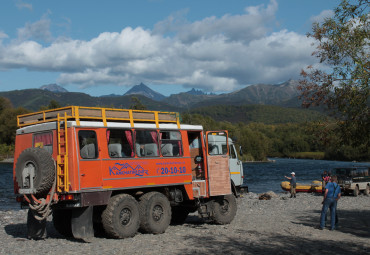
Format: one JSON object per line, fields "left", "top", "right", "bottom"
{"left": 0, "top": 0, "right": 339, "bottom": 96}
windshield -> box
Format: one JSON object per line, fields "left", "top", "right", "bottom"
{"left": 334, "top": 168, "right": 351, "bottom": 176}
{"left": 334, "top": 167, "right": 369, "bottom": 177}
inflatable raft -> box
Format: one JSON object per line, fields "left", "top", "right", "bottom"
{"left": 281, "top": 180, "right": 322, "bottom": 193}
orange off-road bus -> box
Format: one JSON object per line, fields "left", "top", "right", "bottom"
{"left": 13, "top": 106, "right": 237, "bottom": 239}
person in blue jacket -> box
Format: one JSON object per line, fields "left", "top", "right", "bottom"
{"left": 319, "top": 175, "right": 341, "bottom": 230}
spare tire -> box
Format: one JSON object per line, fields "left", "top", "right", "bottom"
{"left": 15, "top": 147, "right": 55, "bottom": 195}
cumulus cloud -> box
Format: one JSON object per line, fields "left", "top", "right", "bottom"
{"left": 0, "top": 31, "right": 8, "bottom": 40}
{"left": 310, "top": 9, "right": 334, "bottom": 24}
{"left": 16, "top": 1, "right": 33, "bottom": 11}
{"left": 0, "top": 0, "right": 318, "bottom": 92}
{"left": 17, "top": 13, "right": 53, "bottom": 42}
{"left": 154, "top": 0, "right": 278, "bottom": 43}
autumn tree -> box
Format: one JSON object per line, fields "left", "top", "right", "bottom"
{"left": 39, "top": 100, "right": 61, "bottom": 110}
{"left": 129, "top": 96, "right": 147, "bottom": 110}
{"left": 299, "top": 0, "right": 369, "bottom": 149}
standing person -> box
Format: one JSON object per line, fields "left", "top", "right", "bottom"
{"left": 285, "top": 172, "right": 296, "bottom": 198}
{"left": 319, "top": 175, "right": 341, "bottom": 230}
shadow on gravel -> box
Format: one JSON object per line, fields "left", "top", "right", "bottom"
{"left": 178, "top": 230, "right": 369, "bottom": 255}
{"left": 4, "top": 221, "right": 83, "bottom": 242}
{"left": 295, "top": 209, "right": 370, "bottom": 238}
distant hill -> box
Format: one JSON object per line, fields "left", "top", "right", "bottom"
{"left": 0, "top": 80, "right": 328, "bottom": 125}
{"left": 0, "top": 89, "right": 179, "bottom": 112}
{"left": 100, "top": 94, "right": 121, "bottom": 97}
{"left": 124, "top": 83, "right": 165, "bottom": 101}
{"left": 189, "top": 104, "right": 328, "bottom": 124}
{"left": 40, "top": 84, "right": 68, "bottom": 93}
{"left": 166, "top": 80, "right": 301, "bottom": 108}
{"left": 186, "top": 88, "right": 206, "bottom": 95}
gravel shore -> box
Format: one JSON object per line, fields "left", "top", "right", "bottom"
{"left": 1, "top": 192, "right": 369, "bottom": 255}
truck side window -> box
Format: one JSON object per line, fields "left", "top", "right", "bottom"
{"left": 79, "top": 130, "right": 98, "bottom": 159}
{"left": 207, "top": 133, "right": 227, "bottom": 155}
{"left": 107, "top": 129, "right": 134, "bottom": 158}
{"left": 33, "top": 132, "right": 53, "bottom": 154}
{"left": 160, "top": 131, "right": 183, "bottom": 157}
{"left": 135, "top": 130, "right": 159, "bottom": 157}
{"left": 230, "top": 145, "right": 237, "bottom": 159}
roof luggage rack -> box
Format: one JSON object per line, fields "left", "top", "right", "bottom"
{"left": 17, "top": 106, "right": 180, "bottom": 128}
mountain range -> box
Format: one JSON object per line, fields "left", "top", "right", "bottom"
{"left": 0, "top": 80, "right": 326, "bottom": 124}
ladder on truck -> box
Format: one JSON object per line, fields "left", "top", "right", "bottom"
{"left": 57, "top": 113, "right": 69, "bottom": 192}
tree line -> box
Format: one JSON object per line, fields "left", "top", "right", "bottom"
{"left": 181, "top": 113, "right": 369, "bottom": 162}
{"left": 0, "top": 97, "right": 368, "bottom": 161}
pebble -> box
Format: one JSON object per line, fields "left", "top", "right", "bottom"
{"left": 0, "top": 193, "right": 369, "bottom": 254}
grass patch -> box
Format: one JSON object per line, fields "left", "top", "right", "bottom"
{"left": 288, "top": 152, "right": 325, "bottom": 160}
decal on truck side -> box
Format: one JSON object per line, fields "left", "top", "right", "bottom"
{"left": 109, "top": 163, "right": 149, "bottom": 176}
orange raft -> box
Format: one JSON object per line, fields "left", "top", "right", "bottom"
{"left": 281, "top": 180, "right": 322, "bottom": 193}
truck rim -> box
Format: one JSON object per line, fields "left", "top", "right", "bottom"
{"left": 120, "top": 208, "right": 132, "bottom": 226}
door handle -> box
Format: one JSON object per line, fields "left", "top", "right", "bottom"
{"left": 81, "top": 174, "right": 85, "bottom": 176}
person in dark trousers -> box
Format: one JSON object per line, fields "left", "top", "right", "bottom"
{"left": 285, "top": 172, "right": 296, "bottom": 198}
{"left": 319, "top": 175, "right": 341, "bottom": 230}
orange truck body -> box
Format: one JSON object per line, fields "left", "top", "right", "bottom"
{"left": 13, "top": 106, "right": 236, "bottom": 239}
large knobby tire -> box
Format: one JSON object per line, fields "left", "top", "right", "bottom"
{"left": 15, "top": 148, "right": 55, "bottom": 195}
{"left": 139, "top": 192, "right": 171, "bottom": 234}
{"left": 353, "top": 186, "right": 360, "bottom": 197}
{"left": 364, "top": 185, "right": 370, "bottom": 196}
{"left": 211, "top": 194, "right": 237, "bottom": 225}
{"left": 52, "top": 209, "right": 73, "bottom": 237}
{"left": 102, "top": 194, "right": 140, "bottom": 239}
{"left": 170, "top": 206, "right": 189, "bottom": 225}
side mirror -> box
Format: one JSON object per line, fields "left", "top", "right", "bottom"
{"left": 194, "top": 155, "right": 203, "bottom": 163}
{"left": 239, "top": 146, "right": 243, "bottom": 156}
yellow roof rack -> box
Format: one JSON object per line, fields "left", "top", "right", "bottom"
{"left": 17, "top": 106, "right": 181, "bottom": 129}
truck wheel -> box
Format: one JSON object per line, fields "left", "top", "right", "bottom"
{"left": 52, "top": 209, "right": 73, "bottom": 237}
{"left": 102, "top": 194, "right": 140, "bottom": 239}
{"left": 139, "top": 192, "right": 171, "bottom": 234}
{"left": 15, "top": 148, "right": 55, "bottom": 195}
{"left": 364, "top": 185, "right": 370, "bottom": 196}
{"left": 211, "top": 194, "right": 237, "bottom": 225}
{"left": 170, "top": 206, "right": 189, "bottom": 225}
{"left": 353, "top": 186, "right": 360, "bottom": 197}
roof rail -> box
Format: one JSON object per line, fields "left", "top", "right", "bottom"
{"left": 17, "top": 106, "right": 180, "bottom": 128}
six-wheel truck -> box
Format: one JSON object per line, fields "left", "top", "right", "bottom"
{"left": 13, "top": 106, "right": 237, "bottom": 239}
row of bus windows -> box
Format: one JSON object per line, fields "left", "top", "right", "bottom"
{"left": 78, "top": 129, "right": 183, "bottom": 159}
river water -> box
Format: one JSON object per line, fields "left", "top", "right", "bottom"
{"left": 1, "top": 159, "right": 369, "bottom": 210}
{"left": 243, "top": 158, "right": 369, "bottom": 193}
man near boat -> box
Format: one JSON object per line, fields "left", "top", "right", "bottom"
{"left": 319, "top": 176, "right": 341, "bottom": 230}
{"left": 285, "top": 172, "right": 296, "bottom": 198}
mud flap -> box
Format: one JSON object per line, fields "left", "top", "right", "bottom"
{"left": 27, "top": 209, "right": 47, "bottom": 240}
{"left": 71, "top": 206, "right": 94, "bottom": 240}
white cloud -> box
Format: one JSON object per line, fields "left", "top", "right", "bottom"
{"left": 0, "top": 0, "right": 319, "bottom": 93}
{"left": 0, "top": 31, "right": 8, "bottom": 40}
{"left": 310, "top": 9, "right": 334, "bottom": 24}
{"left": 154, "top": 0, "right": 278, "bottom": 43}
{"left": 17, "top": 17, "right": 53, "bottom": 42}
{"left": 16, "top": 1, "right": 33, "bottom": 11}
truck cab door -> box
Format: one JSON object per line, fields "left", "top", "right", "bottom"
{"left": 229, "top": 143, "right": 243, "bottom": 187}
{"left": 206, "top": 131, "right": 231, "bottom": 196}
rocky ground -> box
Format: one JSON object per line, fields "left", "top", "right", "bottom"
{"left": 0, "top": 192, "right": 369, "bottom": 255}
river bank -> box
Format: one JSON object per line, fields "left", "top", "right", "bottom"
{"left": 0, "top": 192, "right": 369, "bottom": 255}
